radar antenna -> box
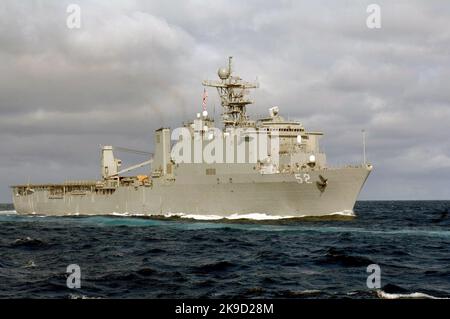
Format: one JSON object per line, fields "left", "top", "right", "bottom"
{"left": 202, "top": 56, "right": 259, "bottom": 127}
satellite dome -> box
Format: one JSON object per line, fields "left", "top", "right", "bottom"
{"left": 218, "top": 67, "right": 230, "bottom": 79}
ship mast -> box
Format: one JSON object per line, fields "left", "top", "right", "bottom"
{"left": 202, "top": 57, "right": 259, "bottom": 127}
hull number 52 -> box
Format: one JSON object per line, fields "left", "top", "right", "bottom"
{"left": 294, "top": 173, "right": 312, "bottom": 184}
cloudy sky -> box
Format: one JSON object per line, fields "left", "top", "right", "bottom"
{"left": 0, "top": 0, "right": 449, "bottom": 202}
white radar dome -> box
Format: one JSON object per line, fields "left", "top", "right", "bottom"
{"left": 218, "top": 67, "right": 230, "bottom": 80}
{"left": 309, "top": 155, "right": 316, "bottom": 163}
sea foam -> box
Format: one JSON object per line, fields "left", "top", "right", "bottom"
{"left": 0, "top": 210, "right": 17, "bottom": 215}
{"left": 377, "top": 290, "right": 448, "bottom": 299}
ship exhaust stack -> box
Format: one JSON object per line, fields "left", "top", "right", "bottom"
{"left": 153, "top": 128, "right": 171, "bottom": 176}
{"left": 101, "top": 146, "right": 121, "bottom": 179}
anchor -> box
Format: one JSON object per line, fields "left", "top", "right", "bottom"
{"left": 316, "top": 175, "right": 328, "bottom": 192}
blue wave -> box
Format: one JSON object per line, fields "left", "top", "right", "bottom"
{"left": 0, "top": 200, "right": 449, "bottom": 298}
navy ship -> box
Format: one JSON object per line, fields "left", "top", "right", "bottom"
{"left": 12, "top": 57, "right": 372, "bottom": 217}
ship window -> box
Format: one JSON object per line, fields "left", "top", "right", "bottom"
{"left": 206, "top": 168, "right": 216, "bottom": 175}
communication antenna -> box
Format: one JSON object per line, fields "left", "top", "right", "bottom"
{"left": 202, "top": 57, "right": 259, "bottom": 127}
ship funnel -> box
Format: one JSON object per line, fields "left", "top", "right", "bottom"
{"left": 101, "top": 146, "right": 121, "bottom": 179}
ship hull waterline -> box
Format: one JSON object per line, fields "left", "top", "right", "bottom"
{"left": 12, "top": 166, "right": 372, "bottom": 218}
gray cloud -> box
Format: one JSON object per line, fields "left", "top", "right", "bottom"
{"left": 0, "top": 0, "right": 449, "bottom": 201}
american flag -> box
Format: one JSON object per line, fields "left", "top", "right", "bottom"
{"left": 202, "top": 88, "right": 208, "bottom": 111}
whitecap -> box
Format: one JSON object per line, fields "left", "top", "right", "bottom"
{"left": 105, "top": 210, "right": 356, "bottom": 221}
{"left": 0, "top": 210, "right": 17, "bottom": 215}
{"left": 226, "top": 213, "right": 296, "bottom": 220}
{"left": 329, "top": 210, "right": 355, "bottom": 217}
{"left": 377, "top": 290, "right": 448, "bottom": 299}
{"left": 1, "top": 209, "right": 355, "bottom": 220}
{"left": 159, "top": 212, "right": 295, "bottom": 221}
{"left": 68, "top": 293, "right": 102, "bottom": 299}
{"left": 111, "top": 212, "right": 130, "bottom": 217}
{"left": 175, "top": 210, "right": 354, "bottom": 221}
{"left": 181, "top": 214, "right": 224, "bottom": 220}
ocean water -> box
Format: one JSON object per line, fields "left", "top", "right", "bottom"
{"left": 0, "top": 201, "right": 449, "bottom": 299}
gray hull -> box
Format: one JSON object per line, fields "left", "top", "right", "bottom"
{"left": 13, "top": 165, "right": 371, "bottom": 217}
